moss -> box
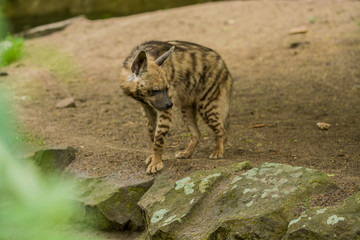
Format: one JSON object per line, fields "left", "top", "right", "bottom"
{"left": 83, "top": 205, "right": 121, "bottom": 230}
{"left": 152, "top": 230, "right": 176, "bottom": 240}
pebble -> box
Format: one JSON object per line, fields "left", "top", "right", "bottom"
{"left": 317, "top": 122, "right": 331, "bottom": 130}
{"left": 56, "top": 97, "right": 76, "bottom": 108}
{"left": 289, "top": 26, "right": 308, "bottom": 35}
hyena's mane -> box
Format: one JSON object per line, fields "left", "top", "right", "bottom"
{"left": 123, "top": 41, "right": 175, "bottom": 69}
{"left": 123, "top": 40, "right": 218, "bottom": 70}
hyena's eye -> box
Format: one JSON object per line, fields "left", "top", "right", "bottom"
{"left": 151, "top": 89, "right": 161, "bottom": 95}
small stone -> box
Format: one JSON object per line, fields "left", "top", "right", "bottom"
{"left": 288, "top": 26, "right": 308, "bottom": 35}
{"left": 56, "top": 97, "right": 76, "bottom": 108}
{"left": 0, "top": 72, "right": 8, "bottom": 77}
{"left": 317, "top": 122, "right": 331, "bottom": 130}
{"left": 224, "top": 19, "right": 235, "bottom": 25}
{"left": 235, "top": 161, "right": 253, "bottom": 171}
{"left": 289, "top": 41, "right": 310, "bottom": 49}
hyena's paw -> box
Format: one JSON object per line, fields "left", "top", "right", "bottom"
{"left": 145, "top": 155, "right": 163, "bottom": 174}
{"left": 146, "top": 161, "right": 164, "bottom": 174}
{"left": 145, "top": 155, "right": 152, "bottom": 165}
{"left": 175, "top": 151, "right": 192, "bottom": 159}
{"left": 209, "top": 152, "right": 223, "bottom": 159}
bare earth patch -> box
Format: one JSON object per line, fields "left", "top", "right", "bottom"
{"left": 2, "top": 0, "right": 360, "bottom": 222}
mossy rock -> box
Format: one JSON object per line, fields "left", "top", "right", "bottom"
{"left": 72, "top": 175, "right": 154, "bottom": 231}
{"left": 138, "top": 162, "right": 337, "bottom": 239}
{"left": 285, "top": 191, "right": 360, "bottom": 240}
{"left": 28, "top": 146, "right": 76, "bottom": 173}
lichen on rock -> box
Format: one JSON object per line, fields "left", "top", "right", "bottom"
{"left": 138, "top": 168, "right": 226, "bottom": 237}
{"left": 285, "top": 192, "right": 360, "bottom": 240}
{"left": 138, "top": 162, "right": 338, "bottom": 239}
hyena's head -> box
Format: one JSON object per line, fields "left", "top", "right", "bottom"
{"left": 122, "top": 46, "right": 175, "bottom": 111}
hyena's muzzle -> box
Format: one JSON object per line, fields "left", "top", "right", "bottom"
{"left": 150, "top": 90, "right": 173, "bottom": 111}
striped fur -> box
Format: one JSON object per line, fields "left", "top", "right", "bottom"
{"left": 120, "top": 40, "right": 233, "bottom": 174}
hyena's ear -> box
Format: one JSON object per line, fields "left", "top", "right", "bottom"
{"left": 131, "top": 50, "right": 148, "bottom": 76}
{"left": 155, "top": 46, "right": 175, "bottom": 67}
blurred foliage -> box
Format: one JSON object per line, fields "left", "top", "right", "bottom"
{"left": 0, "top": 36, "right": 24, "bottom": 67}
{"left": 0, "top": 92, "right": 82, "bottom": 240}
{"left": 0, "top": 2, "right": 24, "bottom": 68}
{"left": 0, "top": 15, "right": 91, "bottom": 240}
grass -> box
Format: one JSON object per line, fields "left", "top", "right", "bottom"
{"left": 0, "top": 36, "right": 24, "bottom": 68}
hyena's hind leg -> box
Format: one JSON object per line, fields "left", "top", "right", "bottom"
{"left": 175, "top": 106, "right": 200, "bottom": 159}
{"left": 198, "top": 86, "right": 230, "bottom": 159}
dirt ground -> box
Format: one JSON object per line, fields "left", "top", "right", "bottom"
{"left": 2, "top": 0, "right": 360, "bottom": 219}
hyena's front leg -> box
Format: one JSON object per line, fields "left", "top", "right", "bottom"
{"left": 145, "top": 110, "right": 172, "bottom": 174}
{"left": 143, "top": 104, "right": 157, "bottom": 141}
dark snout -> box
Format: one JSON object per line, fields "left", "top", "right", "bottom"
{"left": 151, "top": 91, "right": 173, "bottom": 111}
{"left": 166, "top": 101, "right": 173, "bottom": 109}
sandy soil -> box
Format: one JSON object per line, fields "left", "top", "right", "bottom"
{"left": 2, "top": 0, "right": 360, "bottom": 230}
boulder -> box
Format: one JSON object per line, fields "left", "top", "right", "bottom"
{"left": 28, "top": 146, "right": 76, "bottom": 173}
{"left": 285, "top": 192, "right": 360, "bottom": 240}
{"left": 138, "top": 162, "right": 337, "bottom": 239}
{"left": 72, "top": 174, "right": 154, "bottom": 231}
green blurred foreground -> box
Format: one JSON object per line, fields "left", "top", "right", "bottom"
{"left": 0, "top": 96, "right": 81, "bottom": 240}
{"left": 0, "top": 3, "right": 24, "bottom": 68}
{"left": 0, "top": 11, "right": 90, "bottom": 240}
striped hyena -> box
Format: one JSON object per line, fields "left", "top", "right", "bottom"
{"left": 120, "top": 40, "right": 232, "bottom": 174}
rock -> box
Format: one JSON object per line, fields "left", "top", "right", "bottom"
{"left": 289, "top": 26, "right": 308, "bottom": 35}
{"left": 18, "top": 17, "right": 80, "bottom": 39}
{"left": 138, "top": 162, "right": 337, "bottom": 240}
{"left": 285, "top": 192, "right": 360, "bottom": 240}
{"left": 56, "top": 97, "right": 76, "bottom": 108}
{"left": 72, "top": 175, "right": 154, "bottom": 231}
{"left": 317, "top": 122, "right": 331, "bottom": 130}
{"left": 28, "top": 146, "right": 76, "bottom": 173}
